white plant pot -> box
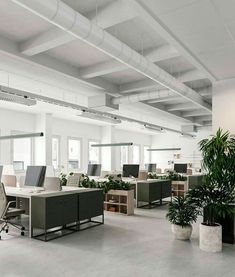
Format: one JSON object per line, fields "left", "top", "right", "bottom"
{"left": 171, "top": 224, "right": 192, "bottom": 240}
{"left": 199, "top": 223, "right": 222, "bottom": 252}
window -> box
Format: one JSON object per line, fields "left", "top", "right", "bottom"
{"left": 12, "top": 135, "right": 32, "bottom": 171}
{"left": 144, "top": 146, "right": 150, "bottom": 164}
{"left": 68, "top": 138, "right": 81, "bottom": 170}
{"left": 120, "top": 146, "right": 129, "bottom": 167}
{"left": 133, "top": 145, "right": 140, "bottom": 164}
{"left": 88, "top": 141, "right": 100, "bottom": 164}
{"left": 52, "top": 137, "right": 60, "bottom": 169}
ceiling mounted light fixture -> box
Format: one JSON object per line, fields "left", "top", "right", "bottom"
{"left": 144, "top": 124, "right": 165, "bottom": 133}
{"left": 91, "top": 142, "right": 133, "bottom": 147}
{"left": 147, "top": 148, "right": 181, "bottom": 152}
{"left": 78, "top": 110, "right": 121, "bottom": 124}
{"left": 0, "top": 87, "right": 36, "bottom": 106}
{"left": 0, "top": 132, "right": 44, "bottom": 140}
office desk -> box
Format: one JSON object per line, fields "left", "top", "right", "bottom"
{"left": 5, "top": 186, "right": 94, "bottom": 238}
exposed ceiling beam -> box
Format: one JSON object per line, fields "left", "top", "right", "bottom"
{"left": 20, "top": 0, "right": 137, "bottom": 56}
{"left": 120, "top": 79, "right": 159, "bottom": 93}
{"left": 147, "top": 95, "right": 180, "bottom": 104}
{"left": 79, "top": 44, "right": 180, "bottom": 79}
{"left": 175, "top": 69, "right": 206, "bottom": 83}
{"left": 197, "top": 87, "right": 212, "bottom": 97}
{"left": 87, "top": 0, "right": 138, "bottom": 29}
{"left": 0, "top": 35, "right": 119, "bottom": 96}
{"left": 167, "top": 103, "right": 197, "bottom": 112}
{"left": 182, "top": 109, "right": 211, "bottom": 118}
{"left": 130, "top": 0, "right": 217, "bottom": 82}
{"left": 13, "top": 0, "right": 211, "bottom": 113}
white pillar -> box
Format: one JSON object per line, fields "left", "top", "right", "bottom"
{"left": 213, "top": 80, "right": 235, "bottom": 133}
{"left": 34, "top": 113, "right": 52, "bottom": 165}
{"left": 101, "top": 126, "right": 116, "bottom": 171}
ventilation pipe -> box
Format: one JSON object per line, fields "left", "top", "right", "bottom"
{"left": 112, "top": 89, "right": 175, "bottom": 105}
{"left": 12, "top": 0, "right": 211, "bottom": 112}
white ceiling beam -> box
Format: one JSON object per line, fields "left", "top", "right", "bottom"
{"left": 87, "top": 0, "right": 138, "bottom": 29}
{"left": 13, "top": 0, "right": 211, "bottom": 113}
{"left": 147, "top": 96, "right": 180, "bottom": 104}
{"left": 198, "top": 87, "right": 212, "bottom": 97}
{"left": 175, "top": 69, "right": 206, "bottom": 83}
{"left": 120, "top": 79, "right": 159, "bottom": 93}
{"left": 0, "top": 35, "right": 119, "bottom": 95}
{"left": 20, "top": 27, "right": 75, "bottom": 56}
{"left": 20, "top": 0, "right": 137, "bottom": 57}
{"left": 80, "top": 44, "right": 180, "bottom": 79}
{"left": 192, "top": 115, "right": 212, "bottom": 124}
{"left": 182, "top": 109, "right": 211, "bottom": 118}
{"left": 167, "top": 103, "right": 197, "bottom": 112}
{"left": 130, "top": 0, "right": 217, "bottom": 82}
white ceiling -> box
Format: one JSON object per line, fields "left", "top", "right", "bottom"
{"left": 1, "top": 0, "right": 234, "bottom": 131}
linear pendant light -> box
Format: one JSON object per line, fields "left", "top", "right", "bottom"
{"left": 0, "top": 132, "right": 44, "bottom": 140}
{"left": 147, "top": 148, "right": 181, "bottom": 151}
{"left": 91, "top": 142, "right": 133, "bottom": 147}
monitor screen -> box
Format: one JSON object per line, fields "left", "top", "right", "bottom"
{"left": 122, "top": 164, "right": 140, "bottom": 178}
{"left": 24, "top": 166, "right": 46, "bottom": 187}
{"left": 87, "top": 164, "right": 101, "bottom": 177}
{"left": 174, "top": 163, "right": 187, "bottom": 174}
{"left": 0, "top": 165, "right": 3, "bottom": 182}
{"left": 145, "top": 163, "right": 156, "bottom": 172}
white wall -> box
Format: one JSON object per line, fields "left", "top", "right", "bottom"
{"left": 213, "top": 79, "right": 235, "bottom": 133}
{"left": 0, "top": 108, "right": 36, "bottom": 164}
{"left": 151, "top": 130, "right": 211, "bottom": 170}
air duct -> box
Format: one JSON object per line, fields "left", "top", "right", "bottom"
{"left": 112, "top": 89, "right": 171, "bottom": 105}
{"left": 12, "top": 0, "right": 211, "bottom": 112}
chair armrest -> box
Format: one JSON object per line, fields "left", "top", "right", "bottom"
{"left": 2, "top": 201, "right": 17, "bottom": 218}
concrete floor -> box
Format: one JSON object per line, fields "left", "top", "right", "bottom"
{"left": 0, "top": 207, "right": 235, "bottom": 277}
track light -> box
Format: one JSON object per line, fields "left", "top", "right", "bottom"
{"left": 78, "top": 110, "right": 121, "bottom": 124}
{"left": 147, "top": 148, "right": 181, "bottom": 152}
{"left": 91, "top": 142, "right": 133, "bottom": 147}
{"left": 0, "top": 132, "right": 44, "bottom": 140}
{"left": 0, "top": 87, "right": 36, "bottom": 106}
{"left": 144, "top": 124, "right": 164, "bottom": 133}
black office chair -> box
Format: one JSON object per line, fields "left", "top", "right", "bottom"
{"left": 0, "top": 182, "right": 25, "bottom": 239}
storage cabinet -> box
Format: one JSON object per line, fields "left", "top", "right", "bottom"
{"left": 104, "top": 189, "right": 134, "bottom": 215}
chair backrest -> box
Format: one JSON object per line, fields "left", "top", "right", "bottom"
{"left": 137, "top": 170, "right": 148, "bottom": 181}
{"left": 156, "top": 168, "right": 162, "bottom": 174}
{"left": 44, "top": 177, "right": 61, "bottom": 191}
{"left": 1, "top": 175, "right": 17, "bottom": 187}
{"left": 67, "top": 173, "right": 82, "bottom": 187}
{"left": 0, "top": 183, "right": 7, "bottom": 219}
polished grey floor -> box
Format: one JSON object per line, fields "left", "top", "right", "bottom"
{"left": 0, "top": 207, "right": 234, "bottom": 277}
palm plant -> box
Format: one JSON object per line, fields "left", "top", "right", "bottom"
{"left": 188, "top": 128, "right": 235, "bottom": 226}
{"left": 166, "top": 196, "right": 199, "bottom": 227}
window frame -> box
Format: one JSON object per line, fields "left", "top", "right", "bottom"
{"left": 52, "top": 135, "right": 61, "bottom": 170}
{"left": 88, "top": 139, "right": 101, "bottom": 164}
{"left": 67, "top": 136, "right": 82, "bottom": 171}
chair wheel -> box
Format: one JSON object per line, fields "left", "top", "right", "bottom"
{"left": 21, "top": 232, "right": 24, "bottom": 236}
{"left": 0, "top": 235, "right": 1, "bottom": 240}
{"left": 5, "top": 229, "right": 8, "bottom": 233}
{"left": 21, "top": 227, "right": 25, "bottom": 231}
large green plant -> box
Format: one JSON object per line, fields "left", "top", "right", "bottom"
{"left": 166, "top": 196, "right": 199, "bottom": 227}
{"left": 188, "top": 128, "right": 235, "bottom": 226}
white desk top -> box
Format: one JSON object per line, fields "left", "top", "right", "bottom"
{"left": 5, "top": 186, "right": 87, "bottom": 198}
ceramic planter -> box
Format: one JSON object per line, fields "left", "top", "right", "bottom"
{"left": 199, "top": 223, "right": 222, "bottom": 252}
{"left": 171, "top": 224, "right": 192, "bottom": 240}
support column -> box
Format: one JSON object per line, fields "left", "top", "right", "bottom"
{"left": 34, "top": 113, "right": 52, "bottom": 165}
{"left": 101, "top": 126, "right": 116, "bottom": 171}
{"left": 213, "top": 79, "right": 235, "bottom": 133}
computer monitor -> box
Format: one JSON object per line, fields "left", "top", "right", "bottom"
{"left": 24, "top": 166, "right": 46, "bottom": 187}
{"left": 145, "top": 163, "right": 156, "bottom": 172}
{"left": 87, "top": 164, "right": 101, "bottom": 177}
{"left": 0, "top": 165, "right": 3, "bottom": 182}
{"left": 174, "top": 163, "right": 187, "bottom": 174}
{"left": 122, "top": 164, "right": 140, "bottom": 178}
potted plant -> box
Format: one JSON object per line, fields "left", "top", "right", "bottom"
{"left": 188, "top": 128, "right": 235, "bottom": 252}
{"left": 59, "top": 172, "right": 74, "bottom": 186}
{"left": 166, "top": 196, "right": 199, "bottom": 240}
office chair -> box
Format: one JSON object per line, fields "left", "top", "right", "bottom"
{"left": 44, "top": 177, "right": 61, "bottom": 191}
{"left": 0, "top": 183, "right": 25, "bottom": 239}
{"left": 1, "top": 175, "right": 17, "bottom": 187}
